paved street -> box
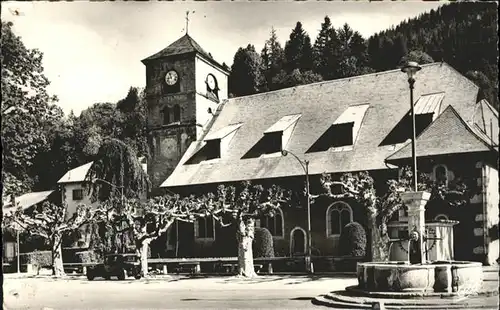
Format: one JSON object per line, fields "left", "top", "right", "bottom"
{"left": 4, "top": 268, "right": 498, "bottom": 310}
{"left": 3, "top": 274, "right": 357, "bottom": 309}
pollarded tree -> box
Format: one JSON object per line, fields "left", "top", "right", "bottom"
{"left": 3, "top": 201, "right": 96, "bottom": 277}
{"left": 94, "top": 194, "right": 206, "bottom": 277}
{"left": 314, "top": 167, "right": 472, "bottom": 261}
{"left": 197, "top": 182, "right": 291, "bottom": 278}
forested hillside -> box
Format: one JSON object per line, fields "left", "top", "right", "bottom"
{"left": 367, "top": 2, "right": 498, "bottom": 109}
{"left": 229, "top": 2, "right": 498, "bottom": 110}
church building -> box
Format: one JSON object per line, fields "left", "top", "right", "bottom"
{"left": 143, "top": 34, "right": 499, "bottom": 265}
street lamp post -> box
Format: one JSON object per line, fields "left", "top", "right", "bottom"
{"left": 281, "top": 149, "right": 313, "bottom": 274}
{"left": 10, "top": 195, "right": 21, "bottom": 274}
{"left": 401, "top": 61, "right": 422, "bottom": 192}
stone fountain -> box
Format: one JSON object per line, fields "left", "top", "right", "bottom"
{"left": 313, "top": 191, "right": 485, "bottom": 309}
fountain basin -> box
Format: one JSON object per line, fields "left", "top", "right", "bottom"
{"left": 357, "top": 261, "right": 482, "bottom": 295}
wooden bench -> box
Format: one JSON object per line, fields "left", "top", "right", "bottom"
{"left": 221, "top": 263, "right": 238, "bottom": 273}
{"left": 177, "top": 262, "right": 201, "bottom": 274}
{"left": 220, "top": 263, "right": 264, "bottom": 274}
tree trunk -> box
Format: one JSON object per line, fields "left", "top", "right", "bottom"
{"left": 236, "top": 218, "right": 256, "bottom": 278}
{"left": 370, "top": 225, "right": 390, "bottom": 262}
{"left": 138, "top": 241, "right": 149, "bottom": 277}
{"left": 52, "top": 238, "right": 65, "bottom": 277}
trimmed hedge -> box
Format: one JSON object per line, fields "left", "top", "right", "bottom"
{"left": 75, "top": 250, "right": 103, "bottom": 264}
{"left": 253, "top": 227, "right": 274, "bottom": 258}
{"left": 21, "top": 251, "right": 52, "bottom": 267}
{"left": 339, "top": 222, "right": 367, "bottom": 257}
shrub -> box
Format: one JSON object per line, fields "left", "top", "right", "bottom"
{"left": 253, "top": 227, "right": 274, "bottom": 258}
{"left": 339, "top": 222, "right": 367, "bottom": 257}
{"left": 75, "top": 250, "right": 103, "bottom": 264}
{"left": 21, "top": 251, "right": 52, "bottom": 267}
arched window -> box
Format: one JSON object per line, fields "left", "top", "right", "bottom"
{"left": 194, "top": 216, "right": 215, "bottom": 240}
{"left": 326, "top": 202, "right": 353, "bottom": 237}
{"left": 257, "top": 207, "right": 284, "bottom": 238}
{"left": 434, "top": 214, "right": 449, "bottom": 221}
{"left": 433, "top": 164, "right": 448, "bottom": 186}
{"left": 173, "top": 105, "right": 181, "bottom": 122}
{"left": 162, "top": 107, "right": 171, "bottom": 125}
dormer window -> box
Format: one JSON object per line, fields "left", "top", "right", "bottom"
{"left": 186, "top": 123, "right": 242, "bottom": 164}
{"left": 380, "top": 92, "right": 444, "bottom": 146}
{"left": 308, "top": 104, "right": 369, "bottom": 153}
{"left": 243, "top": 114, "right": 301, "bottom": 158}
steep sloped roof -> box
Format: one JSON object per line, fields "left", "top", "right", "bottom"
{"left": 141, "top": 34, "right": 227, "bottom": 72}
{"left": 57, "top": 162, "right": 93, "bottom": 184}
{"left": 473, "top": 99, "right": 499, "bottom": 146}
{"left": 3, "top": 190, "right": 54, "bottom": 214}
{"left": 386, "top": 105, "right": 495, "bottom": 161}
{"left": 162, "top": 62, "right": 483, "bottom": 188}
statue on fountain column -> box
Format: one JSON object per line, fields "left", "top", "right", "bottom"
{"left": 409, "top": 230, "right": 422, "bottom": 264}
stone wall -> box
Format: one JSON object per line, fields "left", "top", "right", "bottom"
{"left": 148, "top": 125, "right": 197, "bottom": 188}
{"left": 415, "top": 155, "right": 494, "bottom": 263}
{"left": 483, "top": 163, "right": 499, "bottom": 265}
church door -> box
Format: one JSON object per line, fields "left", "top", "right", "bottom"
{"left": 290, "top": 228, "right": 306, "bottom": 256}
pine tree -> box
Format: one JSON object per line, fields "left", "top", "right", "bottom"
{"left": 260, "top": 27, "right": 285, "bottom": 92}
{"left": 393, "top": 35, "right": 409, "bottom": 66}
{"left": 313, "top": 16, "right": 340, "bottom": 80}
{"left": 284, "top": 22, "right": 313, "bottom": 72}
{"left": 366, "top": 2, "right": 498, "bottom": 110}
{"left": 335, "top": 23, "right": 370, "bottom": 77}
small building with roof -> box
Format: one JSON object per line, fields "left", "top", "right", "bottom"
{"left": 2, "top": 190, "right": 59, "bottom": 268}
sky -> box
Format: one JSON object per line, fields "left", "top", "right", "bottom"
{"left": 2, "top": 1, "right": 444, "bottom": 116}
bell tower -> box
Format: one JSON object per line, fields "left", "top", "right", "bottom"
{"left": 142, "top": 34, "right": 229, "bottom": 190}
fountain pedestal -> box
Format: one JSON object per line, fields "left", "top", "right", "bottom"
{"left": 355, "top": 191, "right": 482, "bottom": 295}
{"left": 313, "top": 190, "right": 487, "bottom": 309}
{"left": 400, "top": 191, "right": 431, "bottom": 264}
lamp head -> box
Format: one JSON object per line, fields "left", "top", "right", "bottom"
{"left": 401, "top": 61, "right": 422, "bottom": 79}
{"left": 281, "top": 150, "right": 288, "bottom": 157}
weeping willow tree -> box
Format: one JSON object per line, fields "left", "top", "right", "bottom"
{"left": 86, "top": 138, "right": 149, "bottom": 201}
{"left": 85, "top": 138, "right": 150, "bottom": 257}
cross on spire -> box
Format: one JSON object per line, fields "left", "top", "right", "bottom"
{"left": 185, "top": 10, "right": 195, "bottom": 35}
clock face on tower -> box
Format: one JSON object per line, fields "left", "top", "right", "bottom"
{"left": 165, "top": 70, "right": 178, "bottom": 86}
{"left": 206, "top": 74, "right": 217, "bottom": 91}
